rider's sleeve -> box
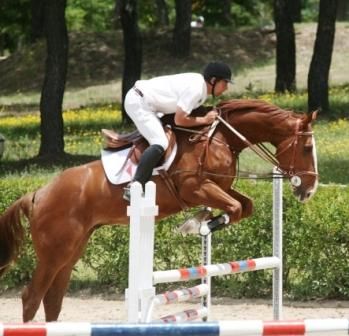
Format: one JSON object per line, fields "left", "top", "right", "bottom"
{"left": 177, "top": 87, "right": 203, "bottom": 115}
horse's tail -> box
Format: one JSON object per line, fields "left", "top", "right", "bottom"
{"left": 0, "top": 192, "right": 33, "bottom": 277}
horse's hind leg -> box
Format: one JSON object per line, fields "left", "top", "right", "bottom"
{"left": 21, "top": 262, "right": 61, "bottom": 322}
{"left": 22, "top": 214, "right": 91, "bottom": 322}
{"left": 43, "top": 230, "right": 94, "bottom": 322}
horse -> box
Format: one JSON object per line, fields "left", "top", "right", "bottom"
{"left": 0, "top": 99, "right": 318, "bottom": 322}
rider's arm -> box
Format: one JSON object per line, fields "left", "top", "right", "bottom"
{"left": 174, "top": 107, "right": 218, "bottom": 127}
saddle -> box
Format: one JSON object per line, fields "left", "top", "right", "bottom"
{"left": 101, "top": 126, "right": 176, "bottom": 167}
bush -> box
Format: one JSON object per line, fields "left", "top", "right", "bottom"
{"left": 0, "top": 176, "right": 48, "bottom": 289}
{"left": 1, "top": 177, "right": 348, "bottom": 300}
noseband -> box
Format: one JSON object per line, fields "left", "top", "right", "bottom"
{"left": 275, "top": 119, "right": 318, "bottom": 184}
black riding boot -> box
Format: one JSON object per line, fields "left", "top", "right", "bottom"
{"left": 123, "top": 144, "right": 165, "bottom": 201}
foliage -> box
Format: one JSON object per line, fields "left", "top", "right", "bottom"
{"left": 1, "top": 178, "right": 349, "bottom": 300}
{"left": 0, "top": 0, "right": 31, "bottom": 53}
{"left": 1, "top": 0, "right": 313, "bottom": 54}
{"left": 192, "top": 0, "right": 273, "bottom": 28}
{"left": 302, "top": 0, "right": 320, "bottom": 21}
{"left": 1, "top": 98, "right": 349, "bottom": 183}
{"left": 0, "top": 100, "right": 348, "bottom": 299}
{"left": 237, "top": 84, "right": 349, "bottom": 120}
{"left": 0, "top": 176, "right": 48, "bottom": 289}
{"left": 66, "top": 0, "right": 115, "bottom": 32}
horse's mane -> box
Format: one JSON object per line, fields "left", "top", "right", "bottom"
{"left": 161, "top": 99, "right": 302, "bottom": 128}
{"left": 219, "top": 99, "right": 283, "bottom": 114}
{"left": 218, "top": 99, "right": 306, "bottom": 125}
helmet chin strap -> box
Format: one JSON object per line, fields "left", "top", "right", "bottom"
{"left": 210, "top": 79, "right": 217, "bottom": 98}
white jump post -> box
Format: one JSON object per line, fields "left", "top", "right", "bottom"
{"left": 201, "top": 232, "right": 211, "bottom": 321}
{"left": 272, "top": 168, "right": 283, "bottom": 320}
{"left": 126, "top": 182, "right": 158, "bottom": 323}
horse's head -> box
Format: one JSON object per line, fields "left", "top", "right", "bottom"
{"left": 217, "top": 99, "right": 319, "bottom": 202}
{"left": 276, "top": 111, "right": 318, "bottom": 202}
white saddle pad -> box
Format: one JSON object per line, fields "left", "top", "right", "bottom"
{"left": 101, "top": 144, "right": 177, "bottom": 185}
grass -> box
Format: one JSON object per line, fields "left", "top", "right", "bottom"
{"left": 0, "top": 22, "right": 348, "bottom": 182}
{"left": 0, "top": 100, "right": 348, "bottom": 184}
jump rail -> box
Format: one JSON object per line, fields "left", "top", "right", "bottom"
{"left": 1, "top": 319, "right": 349, "bottom": 336}
{"left": 153, "top": 257, "right": 280, "bottom": 284}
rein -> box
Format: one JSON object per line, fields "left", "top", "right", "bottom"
{"left": 216, "top": 114, "right": 318, "bottom": 184}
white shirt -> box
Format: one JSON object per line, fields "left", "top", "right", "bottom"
{"left": 135, "top": 73, "right": 207, "bottom": 115}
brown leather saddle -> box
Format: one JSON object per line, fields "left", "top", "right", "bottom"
{"left": 101, "top": 126, "right": 176, "bottom": 167}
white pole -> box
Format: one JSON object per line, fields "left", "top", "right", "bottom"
{"left": 153, "top": 257, "right": 280, "bottom": 284}
{"left": 201, "top": 233, "right": 211, "bottom": 321}
{"left": 272, "top": 168, "right": 283, "bottom": 320}
{"left": 126, "top": 182, "right": 158, "bottom": 322}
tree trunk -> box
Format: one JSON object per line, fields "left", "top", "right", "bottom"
{"left": 39, "top": 0, "right": 68, "bottom": 157}
{"left": 172, "top": 0, "right": 192, "bottom": 58}
{"left": 31, "top": 0, "right": 45, "bottom": 42}
{"left": 337, "top": 0, "right": 349, "bottom": 21}
{"left": 308, "top": 0, "right": 337, "bottom": 115}
{"left": 156, "top": 0, "right": 169, "bottom": 26}
{"left": 221, "top": 0, "right": 232, "bottom": 25}
{"left": 119, "top": 0, "right": 142, "bottom": 123}
{"left": 274, "top": 0, "right": 296, "bottom": 93}
{"left": 289, "top": 0, "right": 302, "bottom": 22}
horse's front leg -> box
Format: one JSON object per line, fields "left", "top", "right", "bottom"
{"left": 180, "top": 180, "right": 248, "bottom": 234}
{"left": 226, "top": 188, "right": 253, "bottom": 220}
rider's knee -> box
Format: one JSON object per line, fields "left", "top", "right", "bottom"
{"left": 152, "top": 138, "right": 169, "bottom": 151}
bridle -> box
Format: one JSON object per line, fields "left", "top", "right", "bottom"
{"left": 216, "top": 115, "right": 318, "bottom": 187}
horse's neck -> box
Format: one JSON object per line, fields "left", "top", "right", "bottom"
{"left": 224, "top": 111, "right": 295, "bottom": 149}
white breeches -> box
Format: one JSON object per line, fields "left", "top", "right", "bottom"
{"left": 124, "top": 89, "right": 169, "bottom": 150}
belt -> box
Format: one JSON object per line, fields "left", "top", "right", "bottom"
{"left": 133, "top": 86, "right": 144, "bottom": 97}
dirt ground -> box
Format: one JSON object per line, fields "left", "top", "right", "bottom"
{"left": 1, "top": 291, "right": 349, "bottom": 323}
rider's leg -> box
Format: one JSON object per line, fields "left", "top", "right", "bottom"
{"left": 133, "top": 144, "right": 165, "bottom": 186}
{"left": 123, "top": 143, "right": 165, "bottom": 201}
{"left": 123, "top": 91, "right": 168, "bottom": 201}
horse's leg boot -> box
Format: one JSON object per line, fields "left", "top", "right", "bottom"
{"left": 178, "top": 208, "right": 213, "bottom": 235}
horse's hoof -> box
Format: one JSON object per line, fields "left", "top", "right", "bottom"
{"left": 178, "top": 209, "right": 213, "bottom": 235}
{"left": 178, "top": 217, "right": 201, "bottom": 235}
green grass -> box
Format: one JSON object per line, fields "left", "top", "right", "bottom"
{"left": 0, "top": 96, "right": 348, "bottom": 184}
{"left": 0, "top": 94, "right": 348, "bottom": 298}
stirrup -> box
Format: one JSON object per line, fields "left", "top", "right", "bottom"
{"left": 123, "top": 185, "right": 131, "bottom": 202}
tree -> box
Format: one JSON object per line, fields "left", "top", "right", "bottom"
{"left": 337, "top": 0, "right": 349, "bottom": 21}
{"left": 39, "top": 0, "right": 68, "bottom": 156}
{"left": 308, "top": 0, "right": 338, "bottom": 115}
{"left": 273, "top": 0, "right": 296, "bottom": 93}
{"left": 155, "top": 0, "right": 169, "bottom": 26}
{"left": 289, "top": 0, "right": 302, "bottom": 22}
{"left": 119, "top": 0, "right": 142, "bottom": 123}
{"left": 31, "top": 0, "right": 45, "bottom": 42}
{"left": 172, "top": 0, "right": 192, "bottom": 58}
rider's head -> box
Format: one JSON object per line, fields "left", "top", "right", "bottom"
{"left": 203, "top": 61, "right": 233, "bottom": 97}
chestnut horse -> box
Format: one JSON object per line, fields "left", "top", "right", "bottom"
{"left": 0, "top": 99, "right": 318, "bottom": 322}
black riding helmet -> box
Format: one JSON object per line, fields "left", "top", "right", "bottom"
{"left": 203, "top": 61, "right": 233, "bottom": 84}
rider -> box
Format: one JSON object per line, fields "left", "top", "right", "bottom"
{"left": 123, "top": 61, "right": 233, "bottom": 202}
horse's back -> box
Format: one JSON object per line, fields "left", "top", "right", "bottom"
{"left": 33, "top": 160, "right": 105, "bottom": 213}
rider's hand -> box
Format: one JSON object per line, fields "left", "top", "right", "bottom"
{"left": 205, "top": 110, "right": 218, "bottom": 124}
